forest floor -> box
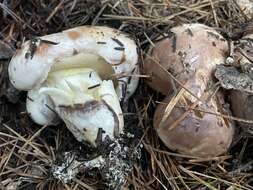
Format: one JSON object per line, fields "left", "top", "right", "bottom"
{"left": 0, "top": 0, "right": 253, "bottom": 190}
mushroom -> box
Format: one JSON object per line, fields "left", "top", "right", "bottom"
{"left": 144, "top": 23, "right": 234, "bottom": 157}
{"left": 230, "top": 90, "right": 253, "bottom": 126}
{"left": 39, "top": 68, "right": 123, "bottom": 145}
{"left": 154, "top": 93, "right": 234, "bottom": 157}
{"left": 228, "top": 32, "right": 253, "bottom": 127}
{"left": 9, "top": 26, "right": 139, "bottom": 145}
{"left": 143, "top": 23, "right": 228, "bottom": 96}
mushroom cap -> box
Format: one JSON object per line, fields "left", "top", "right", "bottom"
{"left": 143, "top": 23, "right": 228, "bottom": 95}
{"left": 154, "top": 94, "right": 234, "bottom": 157}
{"left": 8, "top": 26, "right": 139, "bottom": 100}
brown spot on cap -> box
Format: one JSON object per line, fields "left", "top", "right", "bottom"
{"left": 68, "top": 31, "right": 81, "bottom": 40}
{"left": 36, "top": 43, "right": 51, "bottom": 56}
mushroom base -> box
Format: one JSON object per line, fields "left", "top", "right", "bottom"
{"left": 28, "top": 67, "right": 124, "bottom": 146}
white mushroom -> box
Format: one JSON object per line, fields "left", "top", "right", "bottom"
{"left": 8, "top": 26, "right": 139, "bottom": 145}
{"left": 8, "top": 26, "right": 139, "bottom": 100}
{"left": 39, "top": 68, "right": 123, "bottom": 145}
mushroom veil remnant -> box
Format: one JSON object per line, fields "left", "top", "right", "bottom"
{"left": 144, "top": 23, "right": 235, "bottom": 157}
{"left": 9, "top": 26, "right": 139, "bottom": 146}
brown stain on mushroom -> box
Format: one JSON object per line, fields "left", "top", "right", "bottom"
{"left": 58, "top": 100, "right": 99, "bottom": 114}
{"left": 36, "top": 43, "right": 51, "bottom": 56}
{"left": 120, "top": 52, "right": 126, "bottom": 64}
{"left": 79, "top": 26, "right": 98, "bottom": 35}
{"left": 68, "top": 31, "right": 81, "bottom": 40}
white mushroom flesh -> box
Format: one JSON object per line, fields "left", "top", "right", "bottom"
{"left": 37, "top": 68, "right": 123, "bottom": 145}
{"left": 26, "top": 89, "right": 60, "bottom": 126}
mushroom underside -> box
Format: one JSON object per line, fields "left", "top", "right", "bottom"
{"left": 27, "top": 54, "right": 124, "bottom": 145}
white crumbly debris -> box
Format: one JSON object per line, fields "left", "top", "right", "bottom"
{"left": 105, "top": 141, "right": 132, "bottom": 188}
{"left": 51, "top": 152, "right": 81, "bottom": 183}
{"left": 52, "top": 152, "right": 105, "bottom": 183}
{"left": 82, "top": 156, "right": 105, "bottom": 169}
{"left": 51, "top": 138, "right": 141, "bottom": 188}
{"left": 103, "top": 139, "right": 142, "bottom": 189}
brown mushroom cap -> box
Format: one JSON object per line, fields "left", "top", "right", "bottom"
{"left": 154, "top": 93, "right": 234, "bottom": 157}
{"left": 143, "top": 23, "right": 228, "bottom": 95}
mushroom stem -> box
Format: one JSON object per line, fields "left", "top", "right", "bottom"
{"left": 26, "top": 89, "right": 60, "bottom": 125}
{"left": 36, "top": 68, "right": 123, "bottom": 146}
